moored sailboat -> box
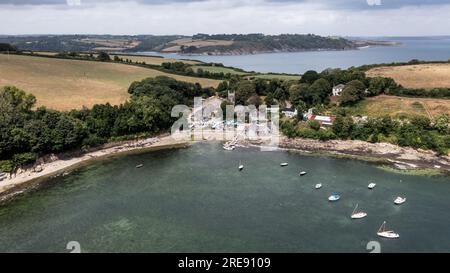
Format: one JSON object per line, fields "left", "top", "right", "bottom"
{"left": 394, "top": 196, "right": 406, "bottom": 205}
{"left": 377, "top": 221, "right": 399, "bottom": 239}
{"left": 351, "top": 204, "right": 367, "bottom": 219}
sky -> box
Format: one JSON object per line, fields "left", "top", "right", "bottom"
{"left": 0, "top": 0, "right": 449, "bottom": 36}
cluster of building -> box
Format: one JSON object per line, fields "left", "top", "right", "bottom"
{"left": 304, "top": 110, "right": 336, "bottom": 127}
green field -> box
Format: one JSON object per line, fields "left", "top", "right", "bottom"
{"left": 0, "top": 54, "right": 220, "bottom": 110}
{"left": 192, "top": 65, "right": 301, "bottom": 81}
{"left": 192, "top": 65, "right": 250, "bottom": 75}
{"left": 248, "top": 74, "right": 301, "bottom": 81}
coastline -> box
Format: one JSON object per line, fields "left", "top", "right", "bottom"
{"left": 277, "top": 137, "right": 450, "bottom": 173}
{"left": 0, "top": 133, "right": 190, "bottom": 202}
{"left": 1, "top": 133, "right": 449, "bottom": 203}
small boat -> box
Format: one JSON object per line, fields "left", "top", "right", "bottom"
{"left": 280, "top": 163, "right": 289, "bottom": 167}
{"left": 223, "top": 143, "right": 235, "bottom": 151}
{"left": 394, "top": 196, "right": 406, "bottom": 205}
{"left": 368, "top": 183, "right": 376, "bottom": 189}
{"left": 377, "top": 221, "right": 399, "bottom": 239}
{"left": 299, "top": 171, "right": 307, "bottom": 176}
{"left": 136, "top": 164, "right": 144, "bottom": 168}
{"left": 351, "top": 204, "right": 367, "bottom": 219}
{"left": 238, "top": 161, "right": 244, "bottom": 171}
{"left": 328, "top": 193, "right": 340, "bottom": 202}
{"left": 315, "top": 183, "right": 322, "bottom": 189}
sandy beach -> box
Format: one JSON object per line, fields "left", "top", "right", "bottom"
{"left": 0, "top": 133, "right": 190, "bottom": 200}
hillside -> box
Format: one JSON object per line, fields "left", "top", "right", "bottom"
{"left": 354, "top": 95, "right": 450, "bottom": 119}
{"left": 1, "top": 34, "right": 358, "bottom": 55}
{"left": 177, "top": 33, "right": 356, "bottom": 55}
{"left": 366, "top": 63, "right": 450, "bottom": 89}
{"left": 0, "top": 54, "right": 220, "bottom": 110}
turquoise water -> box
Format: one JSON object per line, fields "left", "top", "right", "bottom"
{"left": 142, "top": 37, "right": 450, "bottom": 74}
{"left": 0, "top": 143, "right": 449, "bottom": 253}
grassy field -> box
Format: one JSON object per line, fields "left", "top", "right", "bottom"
{"left": 192, "top": 65, "right": 249, "bottom": 75}
{"left": 21, "top": 52, "right": 200, "bottom": 66}
{"left": 77, "top": 38, "right": 140, "bottom": 51}
{"left": 162, "top": 38, "right": 234, "bottom": 52}
{"left": 366, "top": 63, "right": 450, "bottom": 89}
{"left": 112, "top": 54, "right": 201, "bottom": 65}
{"left": 353, "top": 95, "right": 450, "bottom": 119}
{"left": 0, "top": 54, "right": 220, "bottom": 111}
{"left": 248, "top": 74, "right": 301, "bottom": 81}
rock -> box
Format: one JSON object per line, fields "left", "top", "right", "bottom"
{"left": 34, "top": 165, "right": 44, "bottom": 173}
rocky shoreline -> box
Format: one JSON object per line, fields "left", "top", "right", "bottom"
{"left": 177, "top": 47, "right": 357, "bottom": 56}
{"left": 277, "top": 137, "right": 450, "bottom": 172}
{"left": 0, "top": 134, "right": 190, "bottom": 202}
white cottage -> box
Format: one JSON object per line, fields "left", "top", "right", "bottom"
{"left": 281, "top": 108, "right": 298, "bottom": 118}
{"left": 332, "top": 84, "right": 345, "bottom": 96}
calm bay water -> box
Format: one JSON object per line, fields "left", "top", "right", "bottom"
{"left": 142, "top": 37, "right": 450, "bottom": 74}
{"left": 0, "top": 143, "right": 449, "bottom": 253}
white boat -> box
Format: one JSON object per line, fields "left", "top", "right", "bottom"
{"left": 280, "top": 163, "right": 288, "bottom": 167}
{"left": 368, "top": 183, "right": 377, "bottom": 189}
{"left": 394, "top": 196, "right": 406, "bottom": 205}
{"left": 328, "top": 193, "right": 340, "bottom": 202}
{"left": 223, "top": 145, "right": 235, "bottom": 151}
{"left": 315, "top": 183, "right": 322, "bottom": 189}
{"left": 223, "top": 141, "right": 235, "bottom": 151}
{"left": 238, "top": 161, "right": 244, "bottom": 171}
{"left": 351, "top": 204, "right": 367, "bottom": 219}
{"left": 377, "top": 221, "right": 399, "bottom": 239}
{"left": 299, "top": 171, "right": 307, "bottom": 176}
{"left": 136, "top": 164, "right": 144, "bottom": 168}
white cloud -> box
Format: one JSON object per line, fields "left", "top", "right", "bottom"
{"left": 0, "top": 0, "right": 449, "bottom": 36}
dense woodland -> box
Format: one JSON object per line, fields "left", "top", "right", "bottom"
{"left": 184, "top": 34, "right": 356, "bottom": 54}
{"left": 0, "top": 77, "right": 213, "bottom": 173}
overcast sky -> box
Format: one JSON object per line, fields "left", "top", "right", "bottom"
{"left": 0, "top": 0, "right": 449, "bottom": 36}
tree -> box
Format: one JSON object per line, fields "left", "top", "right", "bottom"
{"left": 339, "top": 86, "right": 359, "bottom": 105}
{"left": 410, "top": 115, "right": 431, "bottom": 130}
{"left": 289, "top": 84, "right": 309, "bottom": 107}
{"left": 339, "top": 80, "right": 366, "bottom": 105}
{"left": 254, "top": 78, "right": 269, "bottom": 96}
{"left": 308, "top": 120, "right": 321, "bottom": 131}
{"left": 368, "top": 77, "right": 387, "bottom": 96}
{"left": 0, "top": 86, "right": 36, "bottom": 159}
{"left": 303, "top": 78, "right": 331, "bottom": 105}
{"left": 296, "top": 101, "right": 307, "bottom": 121}
{"left": 96, "top": 52, "right": 111, "bottom": 61}
{"left": 332, "top": 115, "right": 354, "bottom": 139}
{"left": 247, "top": 95, "right": 262, "bottom": 107}
{"left": 235, "top": 81, "right": 256, "bottom": 105}
{"left": 368, "top": 77, "right": 398, "bottom": 96}
{"left": 434, "top": 114, "right": 450, "bottom": 134}
{"left": 0, "top": 43, "right": 17, "bottom": 52}
{"left": 264, "top": 92, "right": 276, "bottom": 106}
{"left": 300, "top": 70, "right": 319, "bottom": 85}
{"left": 217, "top": 81, "right": 229, "bottom": 98}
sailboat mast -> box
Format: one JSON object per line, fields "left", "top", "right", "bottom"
{"left": 378, "top": 221, "right": 386, "bottom": 233}
{"left": 352, "top": 204, "right": 358, "bottom": 215}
